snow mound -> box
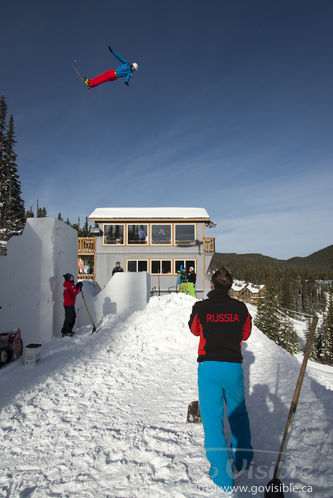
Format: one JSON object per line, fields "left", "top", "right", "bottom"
{"left": 0, "top": 294, "right": 332, "bottom": 497}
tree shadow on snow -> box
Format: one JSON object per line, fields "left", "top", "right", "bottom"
{"left": 235, "top": 344, "right": 333, "bottom": 497}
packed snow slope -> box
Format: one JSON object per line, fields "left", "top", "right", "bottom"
{"left": 0, "top": 294, "right": 332, "bottom": 497}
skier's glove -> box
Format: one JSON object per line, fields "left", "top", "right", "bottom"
{"left": 124, "top": 81, "right": 129, "bottom": 87}
{"left": 76, "top": 282, "right": 83, "bottom": 289}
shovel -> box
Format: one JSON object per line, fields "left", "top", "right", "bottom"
{"left": 81, "top": 289, "right": 97, "bottom": 334}
{"left": 264, "top": 315, "right": 318, "bottom": 498}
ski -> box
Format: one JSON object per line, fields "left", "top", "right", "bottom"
{"left": 72, "top": 60, "right": 92, "bottom": 92}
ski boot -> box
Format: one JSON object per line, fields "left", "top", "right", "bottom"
{"left": 83, "top": 77, "right": 91, "bottom": 89}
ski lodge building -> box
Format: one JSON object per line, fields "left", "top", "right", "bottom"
{"left": 229, "top": 280, "right": 266, "bottom": 304}
{"left": 77, "top": 207, "right": 216, "bottom": 297}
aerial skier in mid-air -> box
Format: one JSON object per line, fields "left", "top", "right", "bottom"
{"left": 79, "top": 46, "right": 139, "bottom": 89}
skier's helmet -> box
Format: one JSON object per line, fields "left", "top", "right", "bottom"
{"left": 131, "top": 62, "right": 139, "bottom": 71}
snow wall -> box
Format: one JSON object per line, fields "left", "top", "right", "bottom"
{"left": 76, "top": 272, "right": 151, "bottom": 328}
{"left": 0, "top": 218, "right": 77, "bottom": 345}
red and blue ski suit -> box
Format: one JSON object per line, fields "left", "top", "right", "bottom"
{"left": 188, "top": 290, "right": 253, "bottom": 490}
{"left": 89, "top": 50, "right": 134, "bottom": 88}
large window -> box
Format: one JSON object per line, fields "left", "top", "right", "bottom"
{"left": 175, "top": 260, "right": 196, "bottom": 273}
{"left": 127, "top": 260, "right": 148, "bottom": 272}
{"left": 151, "top": 224, "right": 172, "bottom": 245}
{"left": 175, "top": 224, "right": 195, "bottom": 244}
{"left": 103, "top": 224, "right": 124, "bottom": 245}
{"left": 128, "top": 225, "right": 148, "bottom": 244}
{"left": 151, "top": 260, "right": 172, "bottom": 274}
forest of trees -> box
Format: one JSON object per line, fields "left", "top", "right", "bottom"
{"left": 210, "top": 253, "right": 333, "bottom": 365}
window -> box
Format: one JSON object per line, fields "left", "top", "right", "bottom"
{"left": 103, "top": 224, "right": 124, "bottom": 245}
{"left": 151, "top": 224, "right": 172, "bottom": 245}
{"left": 175, "top": 224, "right": 195, "bottom": 244}
{"left": 78, "top": 255, "right": 94, "bottom": 275}
{"left": 127, "top": 260, "right": 148, "bottom": 272}
{"left": 175, "top": 260, "right": 196, "bottom": 273}
{"left": 151, "top": 260, "right": 172, "bottom": 274}
{"left": 128, "top": 224, "right": 148, "bottom": 244}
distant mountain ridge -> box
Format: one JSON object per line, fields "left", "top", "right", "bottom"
{"left": 210, "top": 244, "right": 333, "bottom": 281}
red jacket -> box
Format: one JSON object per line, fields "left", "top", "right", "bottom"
{"left": 63, "top": 281, "right": 81, "bottom": 306}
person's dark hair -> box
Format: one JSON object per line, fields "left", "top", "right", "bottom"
{"left": 211, "top": 266, "right": 233, "bottom": 292}
{"left": 63, "top": 273, "right": 73, "bottom": 281}
{"left": 116, "top": 261, "right": 120, "bottom": 265}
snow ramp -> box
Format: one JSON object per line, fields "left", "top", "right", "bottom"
{"left": 0, "top": 294, "right": 332, "bottom": 497}
{"left": 76, "top": 272, "right": 151, "bottom": 328}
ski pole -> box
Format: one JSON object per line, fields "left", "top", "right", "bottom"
{"left": 81, "top": 289, "right": 97, "bottom": 334}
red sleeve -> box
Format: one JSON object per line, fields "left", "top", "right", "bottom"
{"left": 242, "top": 313, "right": 252, "bottom": 341}
{"left": 189, "top": 314, "right": 202, "bottom": 336}
{"left": 188, "top": 304, "right": 202, "bottom": 337}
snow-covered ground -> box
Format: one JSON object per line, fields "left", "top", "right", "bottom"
{"left": 0, "top": 294, "right": 332, "bottom": 497}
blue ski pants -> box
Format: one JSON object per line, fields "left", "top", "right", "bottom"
{"left": 198, "top": 361, "right": 253, "bottom": 490}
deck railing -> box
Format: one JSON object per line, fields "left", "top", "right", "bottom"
{"left": 78, "top": 273, "right": 95, "bottom": 280}
{"left": 78, "top": 237, "right": 96, "bottom": 253}
{"left": 203, "top": 237, "right": 215, "bottom": 253}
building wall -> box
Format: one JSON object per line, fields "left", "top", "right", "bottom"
{"left": 93, "top": 221, "right": 214, "bottom": 296}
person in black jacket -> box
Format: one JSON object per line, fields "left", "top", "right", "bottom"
{"left": 188, "top": 266, "right": 253, "bottom": 491}
{"left": 187, "top": 266, "right": 197, "bottom": 297}
{"left": 112, "top": 261, "right": 124, "bottom": 276}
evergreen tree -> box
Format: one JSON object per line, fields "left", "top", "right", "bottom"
{"left": 254, "top": 267, "right": 281, "bottom": 343}
{"left": 57, "top": 212, "right": 63, "bottom": 221}
{"left": 319, "top": 293, "right": 333, "bottom": 365}
{"left": 0, "top": 96, "right": 7, "bottom": 244}
{"left": 276, "top": 315, "right": 300, "bottom": 355}
{"left": 78, "top": 216, "right": 90, "bottom": 236}
{"left": 26, "top": 206, "right": 34, "bottom": 218}
{"left": 37, "top": 206, "right": 47, "bottom": 217}
{"left": 0, "top": 97, "right": 25, "bottom": 244}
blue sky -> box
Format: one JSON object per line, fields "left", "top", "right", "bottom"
{"left": 1, "top": 0, "right": 332, "bottom": 259}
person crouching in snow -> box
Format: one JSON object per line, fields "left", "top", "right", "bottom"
{"left": 61, "top": 273, "right": 83, "bottom": 337}
{"left": 188, "top": 266, "right": 253, "bottom": 492}
{"left": 84, "top": 47, "right": 138, "bottom": 89}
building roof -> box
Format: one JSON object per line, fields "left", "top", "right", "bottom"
{"left": 247, "top": 283, "right": 265, "bottom": 294}
{"left": 231, "top": 280, "right": 248, "bottom": 292}
{"left": 89, "top": 207, "right": 211, "bottom": 221}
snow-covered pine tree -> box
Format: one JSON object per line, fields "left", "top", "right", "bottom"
{"left": 276, "top": 314, "right": 300, "bottom": 355}
{"left": 0, "top": 96, "right": 8, "bottom": 245}
{"left": 0, "top": 97, "right": 25, "bottom": 245}
{"left": 310, "top": 316, "right": 323, "bottom": 362}
{"left": 3, "top": 115, "right": 25, "bottom": 237}
{"left": 319, "top": 292, "right": 333, "bottom": 365}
